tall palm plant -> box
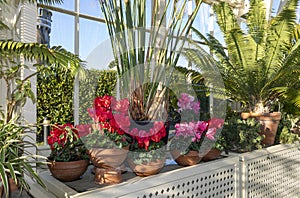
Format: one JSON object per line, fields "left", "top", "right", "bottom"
{"left": 100, "top": 0, "right": 202, "bottom": 121}
{"left": 187, "top": 0, "right": 300, "bottom": 113}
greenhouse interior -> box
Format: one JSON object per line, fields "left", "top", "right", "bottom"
{"left": 0, "top": 0, "right": 300, "bottom": 197}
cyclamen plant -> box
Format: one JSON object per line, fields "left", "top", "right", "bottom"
{"left": 84, "top": 95, "right": 131, "bottom": 149}
{"left": 47, "top": 123, "right": 88, "bottom": 162}
{"left": 171, "top": 93, "right": 224, "bottom": 155}
{"left": 85, "top": 95, "right": 168, "bottom": 164}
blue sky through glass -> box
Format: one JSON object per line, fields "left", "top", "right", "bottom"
{"left": 49, "top": 0, "right": 300, "bottom": 70}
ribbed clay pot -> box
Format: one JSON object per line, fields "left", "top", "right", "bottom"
{"left": 47, "top": 159, "right": 89, "bottom": 182}
{"left": 88, "top": 147, "right": 129, "bottom": 169}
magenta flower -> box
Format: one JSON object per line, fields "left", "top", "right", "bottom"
{"left": 177, "top": 93, "right": 195, "bottom": 111}
{"left": 206, "top": 128, "right": 217, "bottom": 140}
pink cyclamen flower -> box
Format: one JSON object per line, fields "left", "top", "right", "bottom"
{"left": 191, "top": 101, "right": 200, "bottom": 113}
{"left": 177, "top": 93, "right": 195, "bottom": 111}
{"left": 206, "top": 128, "right": 217, "bottom": 140}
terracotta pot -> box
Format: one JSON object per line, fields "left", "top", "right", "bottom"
{"left": 47, "top": 159, "right": 89, "bottom": 182}
{"left": 202, "top": 148, "right": 222, "bottom": 162}
{"left": 0, "top": 178, "right": 18, "bottom": 197}
{"left": 127, "top": 158, "right": 166, "bottom": 177}
{"left": 171, "top": 150, "right": 202, "bottom": 166}
{"left": 94, "top": 168, "right": 122, "bottom": 185}
{"left": 241, "top": 112, "right": 281, "bottom": 146}
{"left": 88, "top": 147, "right": 128, "bottom": 169}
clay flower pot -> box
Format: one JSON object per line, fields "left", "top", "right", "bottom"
{"left": 127, "top": 157, "right": 166, "bottom": 177}
{"left": 88, "top": 147, "right": 129, "bottom": 169}
{"left": 241, "top": 112, "right": 282, "bottom": 146}
{"left": 94, "top": 168, "right": 122, "bottom": 184}
{"left": 47, "top": 159, "right": 89, "bottom": 182}
{"left": 171, "top": 150, "right": 202, "bottom": 166}
{"left": 202, "top": 148, "right": 222, "bottom": 162}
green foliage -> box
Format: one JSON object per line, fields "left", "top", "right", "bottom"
{"left": 37, "top": 65, "right": 74, "bottom": 139}
{"left": 276, "top": 113, "right": 300, "bottom": 144}
{"left": 279, "top": 126, "right": 300, "bottom": 144}
{"left": 78, "top": 69, "right": 117, "bottom": 124}
{"left": 0, "top": 119, "right": 46, "bottom": 197}
{"left": 47, "top": 124, "right": 88, "bottom": 162}
{"left": 221, "top": 114, "right": 263, "bottom": 153}
{"left": 191, "top": 0, "right": 300, "bottom": 112}
{"left": 82, "top": 128, "right": 130, "bottom": 149}
{"left": 37, "top": 69, "right": 117, "bottom": 140}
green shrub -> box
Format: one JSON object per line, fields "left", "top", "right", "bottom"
{"left": 221, "top": 114, "right": 263, "bottom": 153}
{"left": 37, "top": 65, "right": 74, "bottom": 142}
{"left": 78, "top": 69, "right": 117, "bottom": 124}
{"left": 37, "top": 68, "right": 117, "bottom": 142}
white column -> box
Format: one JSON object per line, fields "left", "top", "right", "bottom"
{"left": 20, "top": 2, "right": 38, "bottom": 162}
{"left": 74, "top": 0, "right": 80, "bottom": 125}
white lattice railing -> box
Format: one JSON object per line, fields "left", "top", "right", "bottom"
{"left": 38, "top": 143, "right": 300, "bottom": 198}
{"left": 240, "top": 143, "right": 300, "bottom": 198}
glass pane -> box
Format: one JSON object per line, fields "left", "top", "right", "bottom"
{"left": 50, "top": 11, "right": 75, "bottom": 53}
{"left": 52, "top": 0, "right": 75, "bottom": 11}
{"left": 80, "top": 0, "right": 103, "bottom": 18}
{"left": 79, "top": 18, "right": 111, "bottom": 69}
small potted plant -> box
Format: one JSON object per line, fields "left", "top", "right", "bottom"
{"left": 85, "top": 95, "right": 168, "bottom": 177}
{"left": 127, "top": 121, "right": 167, "bottom": 177}
{"left": 221, "top": 113, "right": 264, "bottom": 153}
{"left": 84, "top": 95, "right": 131, "bottom": 169}
{"left": 47, "top": 123, "right": 89, "bottom": 182}
{"left": 82, "top": 95, "right": 131, "bottom": 183}
{"left": 169, "top": 93, "right": 224, "bottom": 166}
{"left": 0, "top": 119, "right": 46, "bottom": 197}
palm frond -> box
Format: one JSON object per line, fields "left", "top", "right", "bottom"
{"left": 265, "top": 0, "right": 298, "bottom": 76}
{"left": 247, "top": 0, "right": 266, "bottom": 44}
{"left": 0, "top": 41, "right": 84, "bottom": 76}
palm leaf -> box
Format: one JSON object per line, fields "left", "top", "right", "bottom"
{"left": 0, "top": 41, "right": 84, "bottom": 76}
{"left": 265, "top": 0, "right": 298, "bottom": 77}
{"left": 247, "top": 0, "right": 266, "bottom": 45}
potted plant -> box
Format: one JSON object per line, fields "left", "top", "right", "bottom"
{"left": 84, "top": 95, "right": 131, "bottom": 169}
{"left": 185, "top": 0, "right": 300, "bottom": 146}
{"left": 47, "top": 123, "right": 89, "bottom": 182}
{"left": 169, "top": 93, "right": 224, "bottom": 166}
{"left": 85, "top": 95, "right": 168, "bottom": 177}
{"left": 82, "top": 95, "right": 131, "bottom": 183}
{"left": 0, "top": 119, "right": 46, "bottom": 197}
{"left": 99, "top": 0, "right": 203, "bottom": 123}
{"left": 221, "top": 113, "right": 264, "bottom": 153}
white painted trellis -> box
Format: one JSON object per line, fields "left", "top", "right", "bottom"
{"left": 35, "top": 143, "right": 300, "bottom": 198}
